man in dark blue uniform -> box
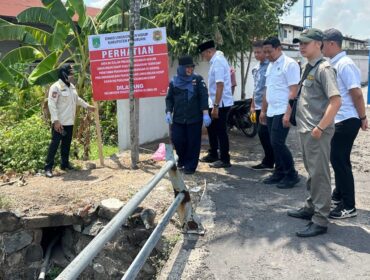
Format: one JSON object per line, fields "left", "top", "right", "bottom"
{"left": 165, "top": 55, "right": 211, "bottom": 174}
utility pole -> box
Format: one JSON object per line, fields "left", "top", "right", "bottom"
{"left": 128, "top": 0, "right": 141, "bottom": 169}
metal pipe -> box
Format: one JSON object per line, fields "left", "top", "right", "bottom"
{"left": 56, "top": 159, "right": 176, "bottom": 280}
{"left": 122, "top": 192, "right": 185, "bottom": 280}
{"left": 38, "top": 235, "right": 59, "bottom": 280}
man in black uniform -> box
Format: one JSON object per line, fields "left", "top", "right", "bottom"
{"left": 165, "top": 55, "right": 211, "bottom": 174}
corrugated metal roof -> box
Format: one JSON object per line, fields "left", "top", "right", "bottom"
{"left": 0, "top": 0, "right": 100, "bottom": 20}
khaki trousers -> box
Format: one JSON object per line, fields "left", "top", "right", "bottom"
{"left": 299, "top": 130, "right": 334, "bottom": 227}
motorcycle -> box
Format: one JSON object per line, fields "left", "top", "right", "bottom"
{"left": 226, "top": 98, "right": 257, "bottom": 138}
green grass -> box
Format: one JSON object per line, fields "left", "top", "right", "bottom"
{"left": 0, "top": 195, "right": 11, "bottom": 209}
{"left": 89, "top": 142, "right": 119, "bottom": 160}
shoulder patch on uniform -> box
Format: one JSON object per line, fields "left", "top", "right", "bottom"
{"left": 52, "top": 92, "right": 58, "bottom": 98}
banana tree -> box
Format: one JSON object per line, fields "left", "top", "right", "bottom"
{"left": 0, "top": 0, "right": 157, "bottom": 158}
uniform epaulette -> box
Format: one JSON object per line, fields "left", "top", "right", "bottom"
{"left": 320, "top": 60, "right": 331, "bottom": 69}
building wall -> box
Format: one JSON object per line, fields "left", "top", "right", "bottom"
{"left": 117, "top": 55, "right": 256, "bottom": 150}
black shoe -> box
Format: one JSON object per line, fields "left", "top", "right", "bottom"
{"left": 61, "top": 164, "right": 76, "bottom": 171}
{"left": 177, "top": 164, "right": 184, "bottom": 170}
{"left": 296, "top": 222, "right": 327, "bottom": 237}
{"left": 200, "top": 154, "right": 219, "bottom": 163}
{"left": 329, "top": 205, "right": 357, "bottom": 219}
{"left": 287, "top": 208, "right": 313, "bottom": 220}
{"left": 251, "top": 163, "right": 274, "bottom": 171}
{"left": 330, "top": 198, "right": 341, "bottom": 209}
{"left": 183, "top": 169, "right": 195, "bottom": 175}
{"left": 276, "top": 175, "right": 300, "bottom": 189}
{"left": 262, "top": 174, "right": 284, "bottom": 184}
{"left": 209, "top": 160, "right": 231, "bottom": 168}
{"left": 45, "top": 170, "right": 53, "bottom": 178}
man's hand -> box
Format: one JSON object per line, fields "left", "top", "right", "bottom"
{"left": 311, "top": 127, "right": 322, "bottom": 139}
{"left": 361, "top": 117, "right": 368, "bottom": 131}
{"left": 259, "top": 111, "right": 267, "bottom": 125}
{"left": 87, "top": 105, "right": 95, "bottom": 112}
{"left": 211, "top": 107, "right": 219, "bottom": 119}
{"left": 53, "top": 120, "right": 63, "bottom": 134}
{"left": 282, "top": 112, "right": 291, "bottom": 128}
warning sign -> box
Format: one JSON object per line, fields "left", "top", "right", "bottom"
{"left": 88, "top": 28, "right": 169, "bottom": 101}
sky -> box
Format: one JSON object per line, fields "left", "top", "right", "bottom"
{"left": 281, "top": 0, "right": 370, "bottom": 40}
{"left": 85, "top": 0, "right": 370, "bottom": 40}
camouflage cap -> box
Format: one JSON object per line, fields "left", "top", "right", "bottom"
{"left": 293, "top": 28, "right": 324, "bottom": 43}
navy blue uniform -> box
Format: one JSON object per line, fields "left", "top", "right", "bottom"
{"left": 165, "top": 74, "right": 208, "bottom": 171}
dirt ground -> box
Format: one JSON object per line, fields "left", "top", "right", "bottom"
{"left": 1, "top": 88, "right": 370, "bottom": 279}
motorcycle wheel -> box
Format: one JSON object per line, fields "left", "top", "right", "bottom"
{"left": 241, "top": 124, "right": 257, "bottom": 137}
{"left": 239, "top": 114, "right": 258, "bottom": 137}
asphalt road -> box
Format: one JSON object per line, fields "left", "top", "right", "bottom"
{"left": 160, "top": 97, "right": 370, "bottom": 280}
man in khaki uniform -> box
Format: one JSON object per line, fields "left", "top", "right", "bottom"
{"left": 44, "top": 64, "right": 95, "bottom": 178}
{"left": 287, "top": 29, "right": 341, "bottom": 237}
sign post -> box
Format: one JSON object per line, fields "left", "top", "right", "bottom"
{"left": 93, "top": 101, "right": 104, "bottom": 166}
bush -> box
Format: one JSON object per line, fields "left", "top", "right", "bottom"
{"left": 0, "top": 115, "right": 51, "bottom": 172}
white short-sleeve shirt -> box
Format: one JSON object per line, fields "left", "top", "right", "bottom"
{"left": 265, "top": 53, "right": 300, "bottom": 117}
{"left": 330, "top": 51, "right": 361, "bottom": 123}
{"left": 208, "top": 52, "right": 234, "bottom": 108}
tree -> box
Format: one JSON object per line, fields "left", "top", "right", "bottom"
{"left": 152, "top": 0, "right": 298, "bottom": 98}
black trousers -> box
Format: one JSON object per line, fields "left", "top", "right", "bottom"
{"left": 171, "top": 121, "right": 202, "bottom": 171}
{"left": 331, "top": 118, "right": 361, "bottom": 209}
{"left": 256, "top": 110, "right": 275, "bottom": 167}
{"left": 45, "top": 125, "right": 73, "bottom": 171}
{"left": 207, "top": 107, "right": 231, "bottom": 163}
{"left": 267, "top": 114, "right": 296, "bottom": 178}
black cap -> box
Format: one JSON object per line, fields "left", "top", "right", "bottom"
{"left": 293, "top": 28, "right": 324, "bottom": 43}
{"left": 323, "top": 28, "right": 343, "bottom": 42}
{"left": 197, "top": 40, "right": 215, "bottom": 53}
{"left": 178, "top": 55, "right": 195, "bottom": 67}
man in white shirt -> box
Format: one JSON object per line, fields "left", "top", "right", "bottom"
{"left": 260, "top": 37, "right": 300, "bottom": 189}
{"left": 198, "top": 40, "right": 233, "bottom": 168}
{"left": 250, "top": 40, "right": 274, "bottom": 170}
{"left": 322, "top": 28, "right": 368, "bottom": 219}
{"left": 45, "top": 64, "right": 95, "bottom": 178}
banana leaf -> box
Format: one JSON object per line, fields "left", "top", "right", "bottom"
{"left": 17, "top": 7, "right": 57, "bottom": 28}
{"left": 1, "top": 46, "right": 44, "bottom": 67}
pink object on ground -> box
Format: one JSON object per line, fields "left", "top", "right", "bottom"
{"left": 152, "top": 143, "right": 166, "bottom": 161}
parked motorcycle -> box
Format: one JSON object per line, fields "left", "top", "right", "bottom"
{"left": 226, "top": 99, "right": 257, "bottom": 137}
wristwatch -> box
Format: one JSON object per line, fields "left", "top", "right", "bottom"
{"left": 213, "top": 103, "right": 219, "bottom": 108}
{"left": 360, "top": 115, "right": 367, "bottom": 121}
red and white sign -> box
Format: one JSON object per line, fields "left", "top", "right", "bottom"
{"left": 88, "top": 28, "right": 169, "bottom": 101}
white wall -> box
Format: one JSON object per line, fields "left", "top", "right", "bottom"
{"left": 117, "top": 55, "right": 258, "bottom": 150}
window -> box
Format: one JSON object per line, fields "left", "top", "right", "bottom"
{"left": 284, "top": 29, "right": 288, "bottom": 38}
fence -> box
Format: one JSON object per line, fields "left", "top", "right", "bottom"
{"left": 56, "top": 145, "right": 204, "bottom": 280}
